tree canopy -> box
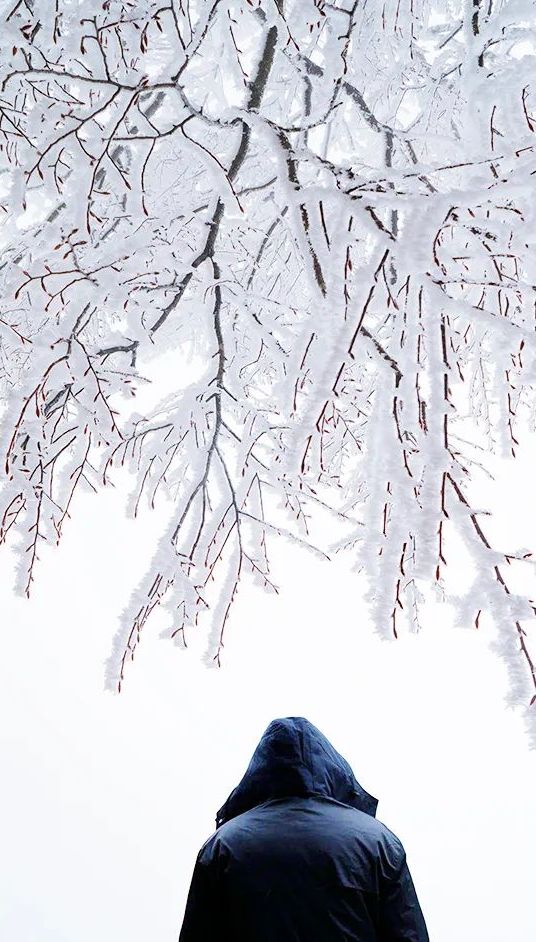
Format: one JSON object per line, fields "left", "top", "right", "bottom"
{"left": 0, "top": 0, "right": 535, "bottom": 734}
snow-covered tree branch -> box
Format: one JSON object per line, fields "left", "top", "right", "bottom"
{"left": 0, "top": 0, "right": 535, "bottom": 733}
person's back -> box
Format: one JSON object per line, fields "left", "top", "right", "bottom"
{"left": 179, "top": 717, "right": 429, "bottom": 941}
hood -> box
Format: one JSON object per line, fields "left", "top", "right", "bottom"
{"left": 216, "top": 717, "right": 378, "bottom": 827}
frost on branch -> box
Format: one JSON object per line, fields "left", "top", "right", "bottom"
{"left": 0, "top": 0, "right": 535, "bottom": 735}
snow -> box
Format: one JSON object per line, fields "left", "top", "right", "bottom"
{"left": 0, "top": 456, "right": 535, "bottom": 940}
{"left": 0, "top": 2, "right": 536, "bottom": 936}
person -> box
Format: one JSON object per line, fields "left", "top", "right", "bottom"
{"left": 179, "top": 716, "right": 429, "bottom": 941}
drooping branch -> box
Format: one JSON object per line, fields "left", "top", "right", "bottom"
{"left": 0, "top": 0, "right": 535, "bottom": 736}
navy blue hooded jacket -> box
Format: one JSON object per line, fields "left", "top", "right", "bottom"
{"left": 179, "top": 717, "right": 429, "bottom": 941}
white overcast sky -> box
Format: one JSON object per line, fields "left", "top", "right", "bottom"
{"left": 0, "top": 436, "right": 536, "bottom": 942}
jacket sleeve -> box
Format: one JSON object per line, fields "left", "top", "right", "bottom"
{"left": 178, "top": 846, "right": 224, "bottom": 942}
{"left": 379, "top": 854, "right": 429, "bottom": 942}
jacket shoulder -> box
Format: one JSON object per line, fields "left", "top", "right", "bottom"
{"left": 337, "top": 804, "right": 406, "bottom": 873}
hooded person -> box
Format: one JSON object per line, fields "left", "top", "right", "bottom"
{"left": 178, "top": 716, "right": 429, "bottom": 941}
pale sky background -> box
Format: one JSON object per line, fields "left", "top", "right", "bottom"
{"left": 0, "top": 437, "right": 536, "bottom": 941}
